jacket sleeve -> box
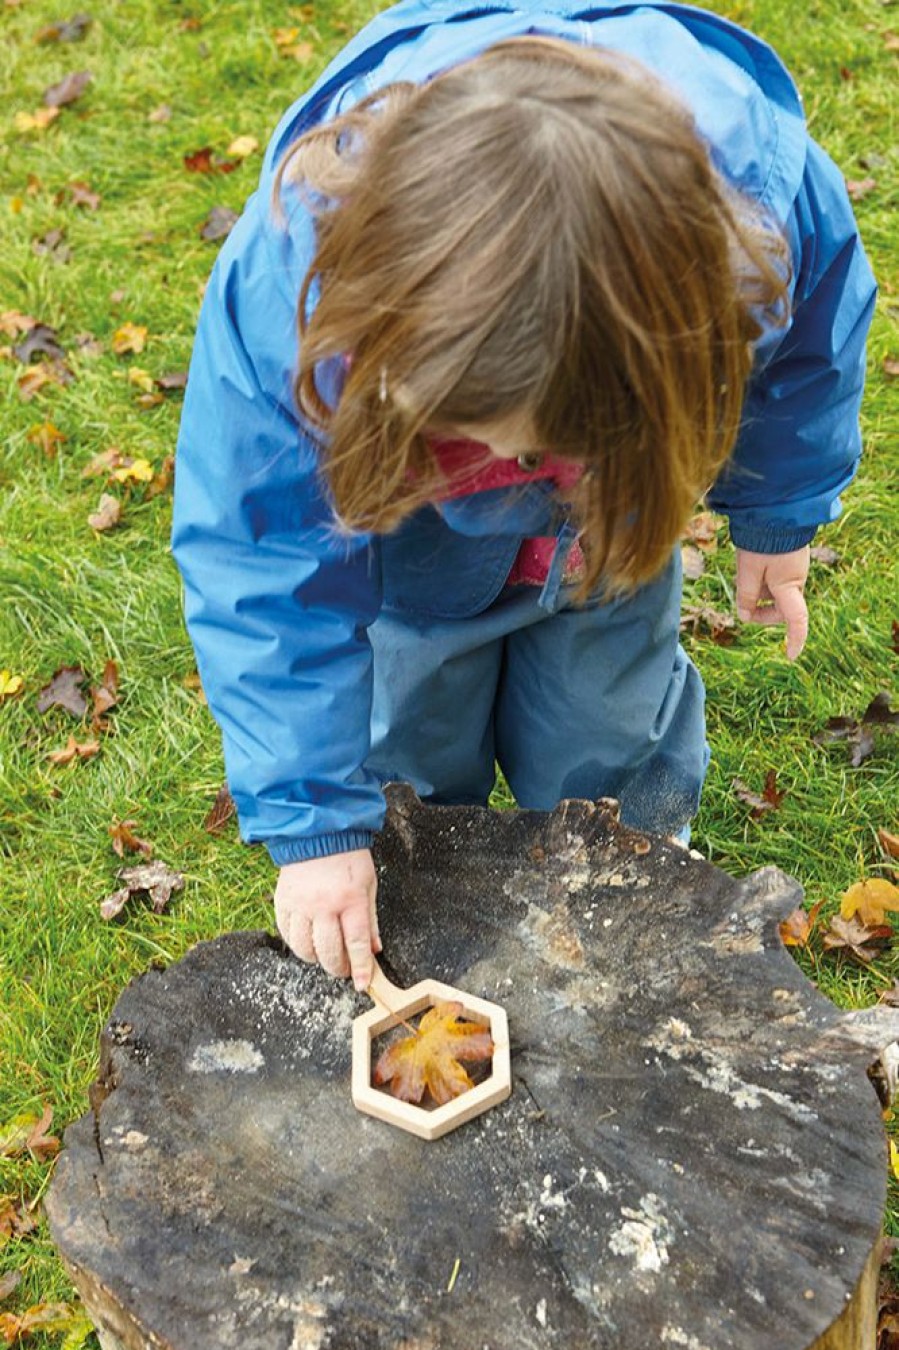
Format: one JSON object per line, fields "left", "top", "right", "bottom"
{"left": 708, "top": 137, "right": 877, "bottom": 553}
{"left": 171, "top": 193, "right": 386, "bottom": 865}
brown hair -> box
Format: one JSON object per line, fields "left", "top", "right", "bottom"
{"left": 278, "top": 36, "right": 789, "bottom": 595}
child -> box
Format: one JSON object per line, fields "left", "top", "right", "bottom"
{"left": 172, "top": 0, "right": 875, "bottom": 992}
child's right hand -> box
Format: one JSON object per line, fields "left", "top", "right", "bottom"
{"left": 274, "top": 849, "right": 381, "bottom": 991}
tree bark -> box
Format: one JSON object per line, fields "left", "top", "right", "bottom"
{"left": 47, "top": 788, "right": 897, "bottom": 1349}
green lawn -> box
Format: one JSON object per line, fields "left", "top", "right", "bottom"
{"left": 1, "top": 0, "right": 897, "bottom": 1342}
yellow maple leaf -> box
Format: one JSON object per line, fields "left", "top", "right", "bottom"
{"left": 112, "top": 322, "right": 148, "bottom": 355}
{"left": 373, "top": 1000, "right": 494, "bottom": 1105}
{"left": 840, "top": 879, "right": 899, "bottom": 927}
{"left": 891, "top": 1139, "right": 899, "bottom": 1182}
{"left": 0, "top": 670, "right": 24, "bottom": 699}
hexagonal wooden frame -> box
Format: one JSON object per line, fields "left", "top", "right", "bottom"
{"left": 352, "top": 962, "right": 511, "bottom": 1141}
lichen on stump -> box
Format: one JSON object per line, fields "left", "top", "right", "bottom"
{"left": 47, "top": 786, "right": 899, "bottom": 1350}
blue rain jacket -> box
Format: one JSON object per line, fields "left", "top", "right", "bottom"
{"left": 172, "top": 0, "right": 876, "bottom": 864}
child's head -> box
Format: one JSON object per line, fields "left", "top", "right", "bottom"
{"left": 280, "top": 37, "right": 788, "bottom": 593}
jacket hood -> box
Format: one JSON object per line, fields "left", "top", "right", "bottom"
{"left": 260, "top": 0, "right": 808, "bottom": 226}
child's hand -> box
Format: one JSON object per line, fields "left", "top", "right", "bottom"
{"left": 274, "top": 849, "right": 381, "bottom": 991}
{"left": 735, "top": 546, "right": 811, "bottom": 660}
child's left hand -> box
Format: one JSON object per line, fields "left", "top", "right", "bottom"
{"left": 734, "top": 546, "right": 811, "bottom": 661}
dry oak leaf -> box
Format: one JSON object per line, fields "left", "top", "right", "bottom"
{"left": 778, "top": 900, "right": 823, "bottom": 948}
{"left": 0, "top": 671, "right": 24, "bottom": 700}
{"left": 822, "top": 914, "right": 892, "bottom": 963}
{"left": 183, "top": 146, "right": 239, "bottom": 175}
{"left": 841, "top": 879, "right": 899, "bottom": 928}
{"left": 0, "top": 1105, "right": 59, "bottom": 1162}
{"left": 109, "top": 819, "right": 153, "bottom": 859}
{"left": 43, "top": 70, "right": 92, "bottom": 107}
{"left": 879, "top": 828, "right": 899, "bottom": 860}
{"left": 100, "top": 859, "right": 184, "bottom": 920}
{"left": 65, "top": 180, "right": 101, "bottom": 209}
{"left": 111, "top": 322, "right": 147, "bottom": 355}
{"left": 47, "top": 734, "right": 100, "bottom": 765}
{"left": 36, "top": 664, "right": 88, "bottom": 716}
{"left": 87, "top": 492, "right": 121, "bottom": 532}
{"left": 25, "top": 421, "right": 65, "bottom": 456}
{"left": 373, "top": 1000, "right": 494, "bottom": 1105}
{"left": 17, "top": 362, "right": 72, "bottom": 400}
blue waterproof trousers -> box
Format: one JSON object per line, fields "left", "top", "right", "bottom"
{"left": 366, "top": 552, "right": 708, "bottom": 837}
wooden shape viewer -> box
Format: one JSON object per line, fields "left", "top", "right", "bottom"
{"left": 351, "top": 960, "right": 511, "bottom": 1140}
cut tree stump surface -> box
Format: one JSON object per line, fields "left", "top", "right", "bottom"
{"left": 47, "top": 788, "right": 899, "bottom": 1350}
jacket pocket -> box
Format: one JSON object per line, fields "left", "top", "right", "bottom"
{"left": 380, "top": 507, "right": 521, "bottom": 619}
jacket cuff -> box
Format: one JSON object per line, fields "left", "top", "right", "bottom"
{"left": 266, "top": 829, "right": 376, "bottom": 866}
{"left": 727, "top": 521, "right": 818, "bottom": 554}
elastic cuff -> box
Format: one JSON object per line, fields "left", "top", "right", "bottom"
{"left": 727, "top": 522, "right": 818, "bottom": 554}
{"left": 266, "top": 829, "right": 375, "bottom": 866}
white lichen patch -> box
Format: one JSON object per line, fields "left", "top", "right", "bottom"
{"left": 608, "top": 1194, "right": 672, "bottom": 1273}
{"left": 661, "top": 1325, "right": 711, "bottom": 1350}
{"left": 188, "top": 1039, "right": 264, "bottom": 1074}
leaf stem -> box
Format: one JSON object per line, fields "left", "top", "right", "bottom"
{"left": 366, "top": 983, "right": 420, "bottom": 1036}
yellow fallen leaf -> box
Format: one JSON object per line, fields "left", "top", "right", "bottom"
{"left": 127, "top": 365, "right": 155, "bottom": 393}
{"left": 227, "top": 134, "right": 259, "bottom": 159}
{"left": 273, "top": 25, "right": 300, "bottom": 45}
{"left": 0, "top": 670, "right": 24, "bottom": 699}
{"left": 110, "top": 456, "right": 153, "bottom": 484}
{"left": 891, "top": 1139, "right": 899, "bottom": 1182}
{"left": 112, "top": 322, "right": 148, "bottom": 355}
{"left": 26, "top": 421, "right": 65, "bottom": 456}
{"left": 283, "top": 40, "right": 315, "bottom": 61}
{"left": 14, "top": 106, "right": 60, "bottom": 132}
{"left": 841, "top": 878, "right": 899, "bottom": 927}
{"left": 10, "top": 195, "right": 24, "bottom": 214}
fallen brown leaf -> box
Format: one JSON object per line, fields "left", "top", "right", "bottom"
{"left": 34, "top": 13, "right": 93, "bottom": 42}
{"left": 681, "top": 510, "right": 720, "bottom": 550}
{"left": 846, "top": 176, "right": 877, "bottom": 202}
{"left": 680, "top": 544, "right": 705, "bottom": 581}
{"left": 680, "top": 603, "right": 736, "bottom": 645}
{"left": 778, "top": 900, "right": 823, "bottom": 948}
{"left": 43, "top": 70, "right": 92, "bottom": 107}
{"left": 109, "top": 819, "right": 153, "bottom": 859}
{"left": 733, "top": 769, "right": 786, "bottom": 819}
{"left": 47, "top": 734, "right": 100, "bottom": 765}
{"left": 36, "top": 665, "right": 89, "bottom": 717}
{"left": 12, "top": 324, "right": 66, "bottom": 363}
{"left": 0, "top": 1270, "right": 21, "bottom": 1300}
{"left": 87, "top": 492, "right": 121, "bottom": 532}
{"left": 90, "top": 659, "right": 118, "bottom": 728}
{"left": 810, "top": 544, "right": 841, "bottom": 567}
{"left": 0, "top": 1105, "right": 59, "bottom": 1162}
{"left": 822, "top": 913, "right": 892, "bottom": 963}
{"left": 25, "top": 421, "right": 65, "bottom": 457}
{"left": 879, "top": 829, "right": 899, "bottom": 860}
{"left": 200, "top": 205, "right": 239, "bottom": 241}
{"left": 203, "top": 784, "right": 236, "bottom": 834}
{"left": 100, "top": 860, "right": 184, "bottom": 919}
{"left": 884, "top": 357, "right": 899, "bottom": 379}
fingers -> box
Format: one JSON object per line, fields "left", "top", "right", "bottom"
{"left": 734, "top": 546, "right": 811, "bottom": 661}
{"left": 273, "top": 850, "right": 379, "bottom": 986}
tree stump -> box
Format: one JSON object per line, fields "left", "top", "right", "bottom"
{"left": 46, "top": 787, "right": 899, "bottom": 1350}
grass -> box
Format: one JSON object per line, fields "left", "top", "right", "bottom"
{"left": 0, "top": 0, "right": 897, "bottom": 1341}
